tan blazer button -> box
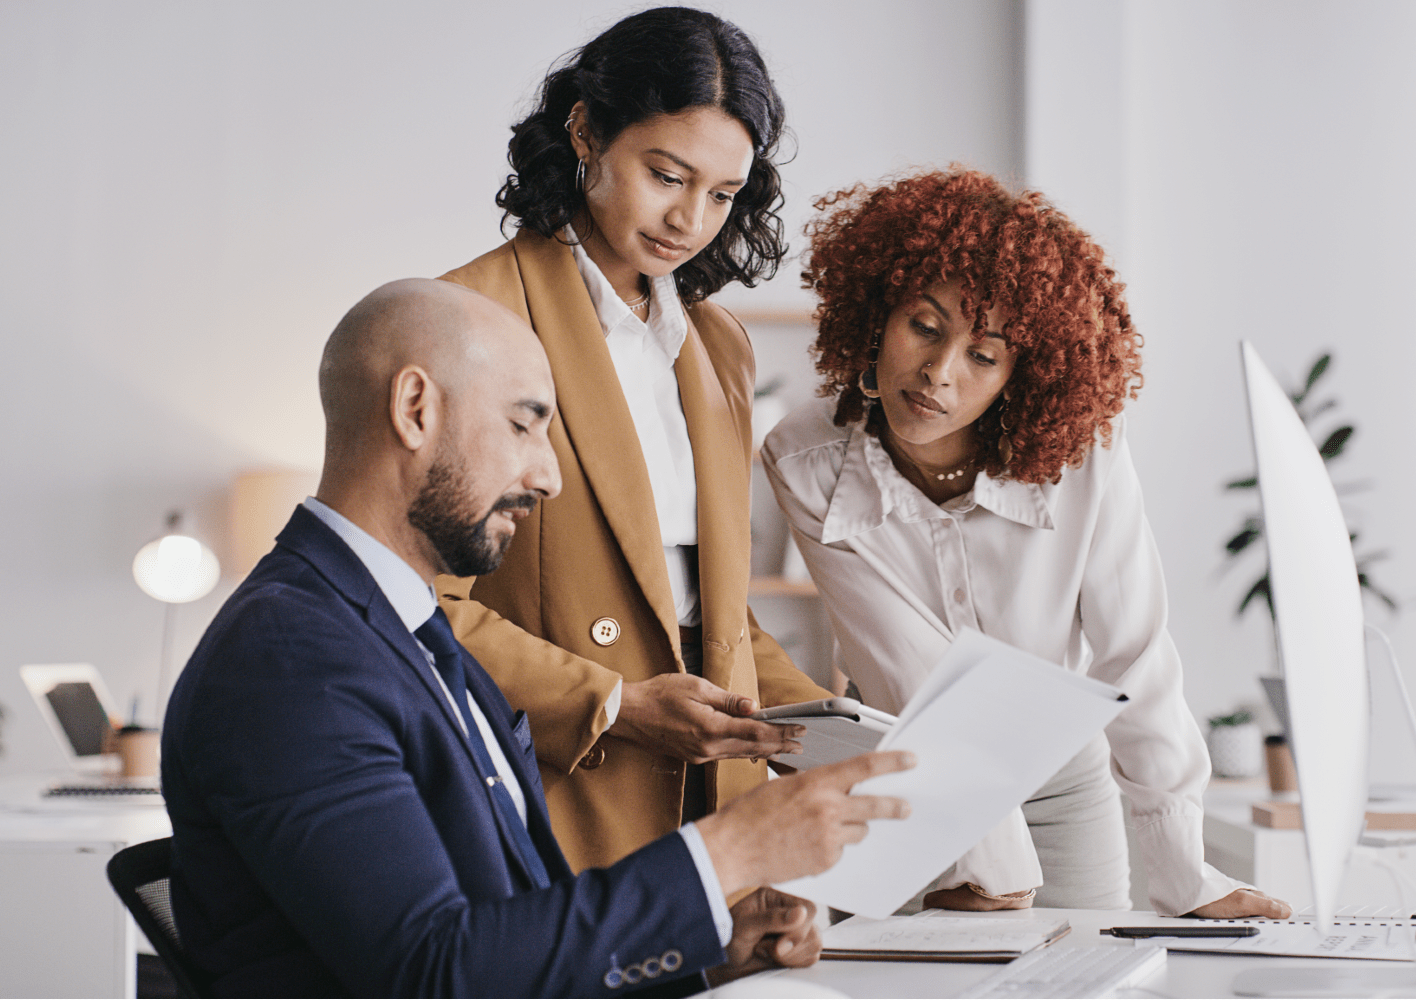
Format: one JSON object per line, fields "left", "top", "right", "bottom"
{"left": 590, "top": 617, "right": 621, "bottom": 646}
{"left": 580, "top": 743, "right": 606, "bottom": 769}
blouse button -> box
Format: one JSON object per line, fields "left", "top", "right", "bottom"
{"left": 953, "top": 588, "right": 967, "bottom": 604}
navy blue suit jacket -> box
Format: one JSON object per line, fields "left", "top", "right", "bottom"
{"left": 162, "top": 506, "right": 724, "bottom": 996}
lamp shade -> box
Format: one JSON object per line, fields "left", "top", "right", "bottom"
{"left": 132, "top": 532, "right": 220, "bottom": 604}
{"left": 230, "top": 469, "right": 320, "bottom": 577}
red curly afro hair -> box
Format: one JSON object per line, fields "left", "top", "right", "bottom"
{"left": 804, "top": 167, "right": 1143, "bottom": 485}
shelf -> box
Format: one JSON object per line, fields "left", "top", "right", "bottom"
{"left": 732, "top": 307, "right": 816, "bottom": 326}
{"left": 748, "top": 576, "right": 818, "bottom": 597}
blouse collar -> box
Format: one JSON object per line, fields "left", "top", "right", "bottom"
{"left": 565, "top": 225, "right": 686, "bottom": 360}
{"left": 820, "top": 419, "right": 1056, "bottom": 544}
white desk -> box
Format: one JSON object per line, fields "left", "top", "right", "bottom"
{"left": 1205, "top": 779, "right": 1416, "bottom": 916}
{"left": 0, "top": 773, "right": 171, "bottom": 999}
{"left": 736, "top": 907, "right": 1416, "bottom": 998}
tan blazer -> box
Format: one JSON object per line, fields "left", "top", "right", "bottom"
{"left": 437, "top": 231, "right": 830, "bottom": 873}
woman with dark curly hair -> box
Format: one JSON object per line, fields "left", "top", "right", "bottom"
{"left": 436, "top": 5, "right": 831, "bottom": 897}
{"left": 762, "top": 168, "right": 1290, "bottom": 919}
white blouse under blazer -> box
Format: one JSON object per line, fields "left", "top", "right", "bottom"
{"left": 761, "top": 396, "right": 1243, "bottom": 916}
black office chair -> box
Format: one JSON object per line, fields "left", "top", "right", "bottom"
{"left": 106, "top": 837, "right": 212, "bottom": 998}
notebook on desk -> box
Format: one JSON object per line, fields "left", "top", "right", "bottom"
{"left": 822, "top": 912, "right": 1071, "bottom": 962}
{"left": 19, "top": 663, "right": 161, "bottom": 798}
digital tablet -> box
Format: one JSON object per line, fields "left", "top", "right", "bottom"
{"left": 751, "top": 697, "right": 897, "bottom": 769}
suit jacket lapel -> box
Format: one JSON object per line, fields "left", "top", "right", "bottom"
{"left": 460, "top": 652, "right": 571, "bottom": 879}
{"left": 512, "top": 232, "right": 681, "bottom": 648}
{"left": 275, "top": 507, "right": 561, "bottom": 885}
{"left": 675, "top": 315, "right": 752, "bottom": 678}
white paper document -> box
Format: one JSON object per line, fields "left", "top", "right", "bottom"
{"left": 1164, "top": 919, "right": 1416, "bottom": 961}
{"left": 779, "top": 629, "right": 1127, "bottom": 918}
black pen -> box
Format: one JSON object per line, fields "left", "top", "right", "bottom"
{"left": 1102, "top": 925, "right": 1260, "bottom": 939}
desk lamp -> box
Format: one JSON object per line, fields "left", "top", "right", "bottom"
{"left": 131, "top": 511, "right": 220, "bottom": 724}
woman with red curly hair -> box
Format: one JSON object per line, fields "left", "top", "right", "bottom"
{"left": 762, "top": 168, "right": 1290, "bottom": 919}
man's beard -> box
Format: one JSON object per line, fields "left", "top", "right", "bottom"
{"left": 407, "top": 456, "right": 537, "bottom": 578}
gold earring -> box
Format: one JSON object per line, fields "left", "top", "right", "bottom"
{"left": 997, "top": 391, "right": 1014, "bottom": 463}
{"left": 858, "top": 332, "right": 882, "bottom": 399}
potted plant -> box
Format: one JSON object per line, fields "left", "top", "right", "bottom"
{"left": 1206, "top": 709, "right": 1263, "bottom": 778}
{"left": 1222, "top": 351, "right": 1397, "bottom": 618}
{"left": 1221, "top": 351, "right": 1397, "bottom": 727}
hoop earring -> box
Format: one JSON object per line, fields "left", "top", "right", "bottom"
{"left": 997, "top": 390, "right": 1015, "bottom": 464}
{"left": 858, "top": 333, "right": 882, "bottom": 399}
{"left": 564, "top": 112, "right": 576, "bottom": 132}
{"left": 575, "top": 158, "right": 586, "bottom": 194}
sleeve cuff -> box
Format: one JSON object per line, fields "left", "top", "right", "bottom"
{"left": 678, "top": 823, "right": 734, "bottom": 947}
{"left": 603, "top": 678, "right": 622, "bottom": 727}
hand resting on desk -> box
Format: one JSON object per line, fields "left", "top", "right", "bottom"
{"left": 707, "top": 887, "right": 822, "bottom": 985}
{"left": 1188, "top": 886, "right": 1292, "bottom": 919}
{"left": 923, "top": 883, "right": 1036, "bottom": 911}
{"left": 923, "top": 883, "right": 1290, "bottom": 918}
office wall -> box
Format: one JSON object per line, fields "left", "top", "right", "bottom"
{"left": 0, "top": 1, "right": 1022, "bottom": 772}
{"left": 1026, "top": 0, "right": 1416, "bottom": 724}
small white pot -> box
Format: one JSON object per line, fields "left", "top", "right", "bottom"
{"left": 1208, "top": 721, "right": 1264, "bottom": 778}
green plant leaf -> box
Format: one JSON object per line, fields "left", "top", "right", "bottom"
{"left": 1226, "top": 525, "right": 1262, "bottom": 556}
{"left": 1357, "top": 573, "right": 1400, "bottom": 610}
{"left": 1226, "top": 476, "right": 1258, "bottom": 490}
{"left": 753, "top": 376, "right": 785, "bottom": 400}
{"left": 1238, "top": 575, "right": 1273, "bottom": 619}
{"left": 1318, "top": 425, "right": 1354, "bottom": 459}
{"left": 1209, "top": 710, "right": 1254, "bottom": 727}
{"left": 1293, "top": 352, "right": 1332, "bottom": 405}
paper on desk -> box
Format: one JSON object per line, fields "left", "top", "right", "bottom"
{"left": 779, "top": 629, "right": 1126, "bottom": 918}
{"left": 1163, "top": 919, "right": 1416, "bottom": 961}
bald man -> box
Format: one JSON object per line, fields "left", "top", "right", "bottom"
{"left": 161, "top": 279, "right": 912, "bottom": 997}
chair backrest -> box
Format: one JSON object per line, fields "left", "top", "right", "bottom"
{"left": 106, "top": 837, "right": 211, "bottom": 998}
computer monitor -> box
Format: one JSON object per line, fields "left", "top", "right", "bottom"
{"left": 19, "top": 663, "right": 120, "bottom": 774}
{"left": 1241, "top": 341, "right": 1369, "bottom": 930}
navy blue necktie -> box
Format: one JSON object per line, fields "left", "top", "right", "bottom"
{"left": 415, "top": 608, "right": 550, "bottom": 889}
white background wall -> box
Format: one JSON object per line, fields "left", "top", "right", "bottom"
{"left": 0, "top": 0, "right": 1021, "bottom": 772}
{"left": 3, "top": 0, "right": 1412, "bottom": 778}
{"left": 1026, "top": 0, "right": 1416, "bottom": 730}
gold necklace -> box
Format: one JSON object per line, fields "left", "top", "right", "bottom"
{"left": 909, "top": 455, "right": 974, "bottom": 482}
{"left": 884, "top": 429, "right": 974, "bottom": 484}
{"left": 624, "top": 283, "right": 650, "bottom": 311}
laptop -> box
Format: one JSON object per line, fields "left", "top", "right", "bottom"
{"left": 19, "top": 663, "right": 161, "bottom": 798}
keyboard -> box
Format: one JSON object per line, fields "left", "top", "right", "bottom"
{"left": 960, "top": 943, "right": 1167, "bottom": 998}
{"left": 45, "top": 782, "right": 162, "bottom": 798}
